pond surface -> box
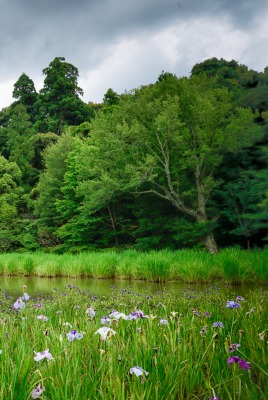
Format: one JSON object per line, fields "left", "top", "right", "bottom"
{"left": 0, "top": 276, "right": 259, "bottom": 299}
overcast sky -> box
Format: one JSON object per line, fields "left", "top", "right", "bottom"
{"left": 1, "top": 0, "right": 268, "bottom": 110}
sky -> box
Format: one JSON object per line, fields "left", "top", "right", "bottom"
{"left": 1, "top": 0, "right": 268, "bottom": 110}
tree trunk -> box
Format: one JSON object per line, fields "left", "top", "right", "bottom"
{"left": 202, "top": 232, "right": 218, "bottom": 254}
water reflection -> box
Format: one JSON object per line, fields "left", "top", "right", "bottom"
{"left": 0, "top": 276, "right": 257, "bottom": 299}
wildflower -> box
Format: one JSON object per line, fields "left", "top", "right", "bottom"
{"left": 37, "top": 315, "right": 48, "bottom": 322}
{"left": 13, "top": 297, "right": 26, "bottom": 310}
{"left": 227, "top": 356, "right": 250, "bottom": 370}
{"left": 34, "top": 349, "right": 54, "bottom": 362}
{"left": 200, "top": 326, "right": 208, "bottom": 335}
{"left": 101, "top": 316, "right": 111, "bottom": 325}
{"left": 33, "top": 303, "right": 42, "bottom": 308}
{"left": 226, "top": 301, "right": 240, "bottom": 309}
{"left": 128, "top": 310, "right": 149, "bottom": 320}
{"left": 209, "top": 395, "right": 221, "bottom": 400}
{"left": 212, "top": 321, "right": 224, "bottom": 328}
{"left": 229, "top": 343, "right": 240, "bottom": 353}
{"left": 66, "top": 330, "right": 83, "bottom": 341}
{"left": 130, "top": 366, "right": 149, "bottom": 377}
{"left": 258, "top": 331, "right": 265, "bottom": 341}
{"left": 192, "top": 310, "right": 199, "bottom": 316}
{"left": 109, "top": 311, "right": 128, "bottom": 320}
{"left": 86, "top": 307, "right": 95, "bottom": 317}
{"left": 236, "top": 296, "right": 244, "bottom": 302}
{"left": 170, "top": 311, "right": 178, "bottom": 318}
{"left": 202, "top": 311, "right": 213, "bottom": 317}
{"left": 22, "top": 292, "right": 30, "bottom": 301}
{"left": 95, "top": 327, "right": 116, "bottom": 341}
{"left": 31, "top": 384, "right": 45, "bottom": 399}
{"left": 137, "top": 327, "right": 143, "bottom": 334}
{"left": 158, "top": 319, "right": 168, "bottom": 325}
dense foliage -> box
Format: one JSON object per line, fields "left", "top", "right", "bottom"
{"left": 0, "top": 57, "right": 267, "bottom": 253}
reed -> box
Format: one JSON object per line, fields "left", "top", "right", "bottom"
{"left": 0, "top": 248, "right": 267, "bottom": 283}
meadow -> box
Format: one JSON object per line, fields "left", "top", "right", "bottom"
{"left": 0, "top": 282, "right": 267, "bottom": 399}
{"left": 0, "top": 248, "right": 267, "bottom": 284}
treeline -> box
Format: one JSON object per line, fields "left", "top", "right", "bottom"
{"left": 0, "top": 57, "right": 267, "bottom": 253}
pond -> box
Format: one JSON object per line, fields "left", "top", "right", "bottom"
{"left": 0, "top": 276, "right": 259, "bottom": 299}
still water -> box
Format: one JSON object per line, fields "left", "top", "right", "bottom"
{"left": 0, "top": 276, "right": 258, "bottom": 299}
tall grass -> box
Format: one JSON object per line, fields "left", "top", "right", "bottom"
{"left": 0, "top": 284, "right": 267, "bottom": 399}
{"left": 0, "top": 248, "right": 267, "bottom": 283}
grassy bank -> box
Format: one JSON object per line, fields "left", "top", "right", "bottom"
{"left": 0, "top": 283, "right": 267, "bottom": 399}
{"left": 0, "top": 248, "right": 267, "bottom": 284}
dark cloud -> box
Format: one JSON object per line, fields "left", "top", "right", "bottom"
{"left": 0, "top": 0, "right": 267, "bottom": 108}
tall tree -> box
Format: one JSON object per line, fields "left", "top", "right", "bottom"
{"left": 34, "top": 57, "right": 94, "bottom": 134}
{"left": 81, "top": 74, "right": 260, "bottom": 253}
{"left": 12, "top": 73, "right": 37, "bottom": 118}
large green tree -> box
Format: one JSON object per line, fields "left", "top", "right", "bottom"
{"left": 79, "top": 74, "right": 260, "bottom": 253}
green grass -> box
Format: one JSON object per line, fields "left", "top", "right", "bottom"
{"left": 0, "top": 284, "right": 267, "bottom": 399}
{"left": 0, "top": 248, "right": 267, "bottom": 283}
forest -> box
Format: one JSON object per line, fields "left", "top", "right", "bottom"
{"left": 0, "top": 56, "right": 267, "bottom": 254}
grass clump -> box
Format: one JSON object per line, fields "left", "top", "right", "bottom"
{"left": 0, "top": 248, "right": 267, "bottom": 284}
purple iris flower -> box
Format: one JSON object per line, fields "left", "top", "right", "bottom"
{"left": 212, "top": 321, "right": 224, "bottom": 328}
{"left": 229, "top": 343, "right": 240, "bottom": 353}
{"left": 34, "top": 349, "right": 54, "bottom": 362}
{"left": 202, "top": 311, "right": 212, "bottom": 317}
{"left": 13, "top": 297, "right": 26, "bottom": 310}
{"left": 67, "top": 330, "right": 83, "bottom": 341}
{"left": 227, "top": 356, "right": 250, "bottom": 370}
{"left": 158, "top": 319, "right": 168, "bottom": 325}
{"left": 236, "top": 296, "right": 245, "bottom": 302}
{"left": 209, "top": 396, "right": 221, "bottom": 400}
{"left": 226, "top": 301, "right": 240, "bottom": 309}
{"left": 22, "top": 292, "right": 30, "bottom": 301}
{"left": 109, "top": 311, "right": 128, "bottom": 320}
{"left": 86, "top": 307, "right": 95, "bottom": 317}
{"left": 128, "top": 310, "right": 149, "bottom": 320}
{"left": 31, "top": 384, "right": 45, "bottom": 399}
{"left": 101, "top": 316, "right": 111, "bottom": 325}
{"left": 130, "top": 366, "right": 149, "bottom": 377}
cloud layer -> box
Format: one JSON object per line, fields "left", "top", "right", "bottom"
{"left": 1, "top": 0, "right": 267, "bottom": 109}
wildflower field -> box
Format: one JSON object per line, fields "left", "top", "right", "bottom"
{"left": 0, "top": 283, "right": 267, "bottom": 399}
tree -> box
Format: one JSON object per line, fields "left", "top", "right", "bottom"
{"left": 12, "top": 73, "right": 37, "bottom": 117}
{"left": 103, "top": 88, "right": 120, "bottom": 106}
{"left": 33, "top": 134, "right": 74, "bottom": 247}
{"left": 0, "top": 156, "right": 23, "bottom": 251}
{"left": 82, "top": 74, "right": 260, "bottom": 253}
{"left": 5, "top": 104, "right": 36, "bottom": 189}
{"left": 34, "top": 57, "right": 94, "bottom": 134}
